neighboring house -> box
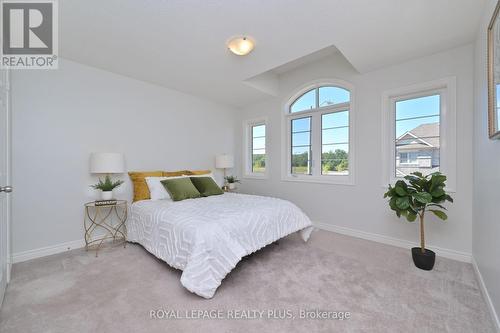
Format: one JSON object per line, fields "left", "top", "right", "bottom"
{"left": 395, "top": 123, "right": 439, "bottom": 177}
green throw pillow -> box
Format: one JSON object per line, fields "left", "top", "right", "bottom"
{"left": 190, "top": 177, "right": 224, "bottom": 197}
{"left": 160, "top": 178, "right": 201, "bottom": 201}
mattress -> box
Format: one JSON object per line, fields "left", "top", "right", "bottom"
{"left": 126, "top": 192, "right": 313, "bottom": 298}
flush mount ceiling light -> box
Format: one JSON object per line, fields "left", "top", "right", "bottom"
{"left": 227, "top": 37, "right": 255, "bottom": 56}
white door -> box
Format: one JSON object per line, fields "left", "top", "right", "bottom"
{"left": 0, "top": 69, "right": 12, "bottom": 306}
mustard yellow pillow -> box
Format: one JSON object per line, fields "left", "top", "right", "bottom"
{"left": 185, "top": 170, "right": 212, "bottom": 175}
{"left": 128, "top": 171, "right": 163, "bottom": 202}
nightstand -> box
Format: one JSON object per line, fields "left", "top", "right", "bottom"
{"left": 83, "top": 200, "right": 127, "bottom": 256}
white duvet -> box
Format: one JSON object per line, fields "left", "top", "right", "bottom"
{"left": 126, "top": 193, "right": 313, "bottom": 298}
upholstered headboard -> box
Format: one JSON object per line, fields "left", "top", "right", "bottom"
{"left": 128, "top": 170, "right": 212, "bottom": 202}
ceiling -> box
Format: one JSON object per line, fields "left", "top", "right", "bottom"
{"left": 60, "top": 0, "right": 485, "bottom": 107}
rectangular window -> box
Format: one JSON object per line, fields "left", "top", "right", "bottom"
{"left": 321, "top": 111, "right": 349, "bottom": 175}
{"left": 291, "top": 117, "right": 311, "bottom": 175}
{"left": 251, "top": 124, "right": 266, "bottom": 173}
{"left": 383, "top": 78, "right": 456, "bottom": 190}
{"left": 394, "top": 94, "right": 440, "bottom": 177}
{"left": 399, "top": 152, "right": 418, "bottom": 164}
{"left": 244, "top": 118, "right": 268, "bottom": 178}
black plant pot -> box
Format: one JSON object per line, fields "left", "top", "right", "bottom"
{"left": 411, "top": 247, "right": 436, "bottom": 271}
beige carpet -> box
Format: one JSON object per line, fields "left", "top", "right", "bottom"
{"left": 0, "top": 230, "right": 495, "bottom": 333}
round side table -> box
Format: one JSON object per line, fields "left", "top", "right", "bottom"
{"left": 83, "top": 200, "right": 127, "bottom": 257}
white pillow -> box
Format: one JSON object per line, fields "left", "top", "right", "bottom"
{"left": 145, "top": 176, "right": 185, "bottom": 200}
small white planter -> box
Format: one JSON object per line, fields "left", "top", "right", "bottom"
{"left": 101, "top": 191, "right": 113, "bottom": 200}
{"left": 228, "top": 183, "right": 236, "bottom": 190}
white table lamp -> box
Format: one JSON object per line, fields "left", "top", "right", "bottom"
{"left": 216, "top": 154, "right": 234, "bottom": 180}
{"left": 90, "top": 153, "right": 125, "bottom": 174}
{"left": 89, "top": 153, "right": 125, "bottom": 200}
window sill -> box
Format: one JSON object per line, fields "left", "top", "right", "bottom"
{"left": 281, "top": 175, "right": 355, "bottom": 186}
{"left": 242, "top": 173, "right": 269, "bottom": 180}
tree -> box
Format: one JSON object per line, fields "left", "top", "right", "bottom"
{"left": 292, "top": 152, "right": 308, "bottom": 168}
{"left": 383, "top": 172, "right": 453, "bottom": 253}
{"left": 252, "top": 154, "right": 266, "bottom": 171}
{"left": 321, "top": 149, "right": 348, "bottom": 172}
{"left": 336, "top": 159, "right": 348, "bottom": 172}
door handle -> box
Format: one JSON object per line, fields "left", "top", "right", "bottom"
{"left": 0, "top": 186, "right": 12, "bottom": 193}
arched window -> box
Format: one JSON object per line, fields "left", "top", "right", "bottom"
{"left": 290, "top": 86, "right": 350, "bottom": 113}
{"left": 283, "top": 81, "right": 354, "bottom": 184}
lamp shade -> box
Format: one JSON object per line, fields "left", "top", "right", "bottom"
{"left": 89, "top": 153, "right": 125, "bottom": 174}
{"left": 215, "top": 154, "right": 234, "bottom": 169}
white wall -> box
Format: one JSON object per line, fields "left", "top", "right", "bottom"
{"left": 11, "top": 59, "right": 236, "bottom": 255}
{"left": 473, "top": 0, "right": 500, "bottom": 326}
{"left": 236, "top": 44, "right": 474, "bottom": 255}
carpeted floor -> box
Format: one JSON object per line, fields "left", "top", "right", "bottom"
{"left": 0, "top": 230, "right": 495, "bottom": 333}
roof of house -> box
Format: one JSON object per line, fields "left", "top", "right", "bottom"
{"left": 396, "top": 123, "right": 439, "bottom": 150}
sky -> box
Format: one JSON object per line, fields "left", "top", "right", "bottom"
{"left": 395, "top": 94, "right": 440, "bottom": 138}
{"left": 254, "top": 90, "right": 441, "bottom": 157}
{"left": 290, "top": 87, "right": 351, "bottom": 154}
{"left": 290, "top": 114, "right": 350, "bottom": 154}
{"left": 291, "top": 87, "right": 350, "bottom": 113}
{"left": 252, "top": 124, "right": 266, "bottom": 154}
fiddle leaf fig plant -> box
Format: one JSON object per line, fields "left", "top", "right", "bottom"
{"left": 384, "top": 172, "right": 453, "bottom": 253}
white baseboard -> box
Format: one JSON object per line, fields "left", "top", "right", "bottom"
{"left": 6, "top": 262, "right": 11, "bottom": 283}
{"left": 314, "top": 221, "right": 472, "bottom": 263}
{"left": 472, "top": 258, "right": 500, "bottom": 332}
{"left": 12, "top": 239, "right": 85, "bottom": 263}
{"left": 12, "top": 224, "right": 472, "bottom": 265}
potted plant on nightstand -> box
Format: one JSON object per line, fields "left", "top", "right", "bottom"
{"left": 384, "top": 172, "right": 453, "bottom": 271}
{"left": 224, "top": 175, "right": 240, "bottom": 190}
{"left": 91, "top": 175, "right": 124, "bottom": 200}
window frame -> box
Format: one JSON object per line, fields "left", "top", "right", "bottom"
{"left": 382, "top": 77, "right": 456, "bottom": 192}
{"left": 281, "top": 79, "right": 355, "bottom": 185}
{"left": 243, "top": 117, "right": 269, "bottom": 179}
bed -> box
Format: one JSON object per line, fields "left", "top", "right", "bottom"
{"left": 126, "top": 192, "right": 313, "bottom": 298}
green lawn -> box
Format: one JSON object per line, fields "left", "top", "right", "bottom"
{"left": 252, "top": 166, "right": 266, "bottom": 173}
{"left": 292, "top": 166, "right": 309, "bottom": 174}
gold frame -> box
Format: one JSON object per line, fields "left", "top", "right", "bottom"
{"left": 84, "top": 200, "right": 127, "bottom": 257}
{"left": 488, "top": 0, "right": 500, "bottom": 139}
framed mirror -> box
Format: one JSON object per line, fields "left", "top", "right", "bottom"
{"left": 488, "top": 1, "right": 500, "bottom": 139}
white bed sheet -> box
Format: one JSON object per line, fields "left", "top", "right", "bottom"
{"left": 126, "top": 192, "right": 313, "bottom": 298}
